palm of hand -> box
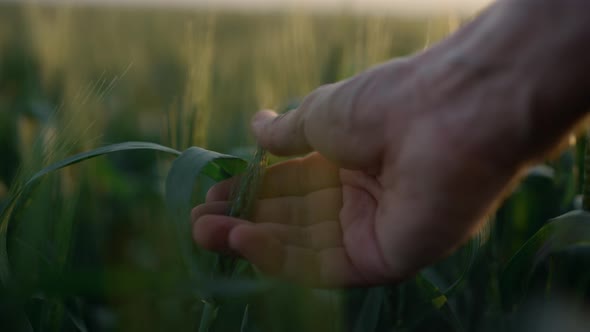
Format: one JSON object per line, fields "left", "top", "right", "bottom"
{"left": 193, "top": 57, "right": 523, "bottom": 287}
{"left": 194, "top": 139, "right": 517, "bottom": 287}
{"left": 192, "top": 153, "right": 394, "bottom": 286}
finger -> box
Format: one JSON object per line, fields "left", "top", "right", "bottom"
{"left": 206, "top": 178, "right": 238, "bottom": 202}
{"left": 253, "top": 187, "right": 342, "bottom": 226}
{"left": 193, "top": 215, "right": 248, "bottom": 252}
{"left": 258, "top": 152, "right": 340, "bottom": 198}
{"left": 252, "top": 85, "right": 364, "bottom": 169}
{"left": 252, "top": 82, "right": 337, "bottom": 156}
{"left": 191, "top": 201, "right": 230, "bottom": 223}
{"left": 282, "top": 247, "right": 367, "bottom": 286}
{"left": 229, "top": 225, "right": 365, "bottom": 286}
{"left": 207, "top": 152, "right": 340, "bottom": 202}
{"left": 228, "top": 224, "right": 284, "bottom": 274}
{"left": 256, "top": 220, "right": 343, "bottom": 250}
{"left": 251, "top": 109, "right": 312, "bottom": 156}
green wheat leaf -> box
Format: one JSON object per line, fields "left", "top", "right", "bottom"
{"left": 500, "top": 209, "right": 590, "bottom": 311}
{"left": 353, "top": 287, "right": 385, "bottom": 332}
{"left": 164, "top": 146, "right": 247, "bottom": 279}
{"left": 414, "top": 274, "right": 464, "bottom": 331}
{"left": 240, "top": 304, "right": 250, "bottom": 332}
{"left": 0, "top": 141, "right": 181, "bottom": 287}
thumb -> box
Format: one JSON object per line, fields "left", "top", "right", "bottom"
{"left": 251, "top": 109, "right": 312, "bottom": 156}
{"left": 252, "top": 83, "right": 336, "bottom": 156}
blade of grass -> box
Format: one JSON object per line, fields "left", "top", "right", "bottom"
{"left": 164, "top": 146, "right": 246, "bottom": 280}
{"left": 240, "top": 304, "right": 250, "bottom": 332}
{"left": 415, "top": 274, "right": 464, "bottom": 332}
{"left": 198, "top": 301, "right": 219, "bottom": 332}
{"left": 177, "top": 99, "right": 184, "bottom": 150}
{"left": 353, "top": 287, "right": 385, "bottom": 332}
{"left": 66, "top": 307, "right": 88, "bottom": 332}
{"left": 500, "top": 210, "right": 590, "bottom": 311}
{"left": 443, "top": 234, "right": 481, "bottom": 297}
{"left": 0, "top": 142, "right": 181, "bottom": 287}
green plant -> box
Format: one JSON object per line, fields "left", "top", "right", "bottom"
{"left": 2, "top": 3, "right": 590, "bottom": 331}
{"left": 0, "top": 140, "right": 246, "bottom": 329}
{"left": 2, "top": 132, "right": 589, "bottom": 332}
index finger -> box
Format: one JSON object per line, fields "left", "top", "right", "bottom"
{"left": 205, "top": 152, "right": 340, "bottom": 202}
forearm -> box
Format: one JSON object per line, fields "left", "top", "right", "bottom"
{"left": 421, "top": 0, "right": 590, "bottom": 167}
{"left": 475, "top": 0, "right": 590, "bottom": 160}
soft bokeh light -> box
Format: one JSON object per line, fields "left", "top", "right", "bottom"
{"left": 3, "top": 0, "right": 493, "bottom": 14}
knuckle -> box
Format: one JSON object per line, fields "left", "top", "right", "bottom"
{"left": 301, "top": 83, "right": 334, "bottom": 116}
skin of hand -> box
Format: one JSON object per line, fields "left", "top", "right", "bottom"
{"left": 192, "top": 0, "right": 590, "bottom": 287}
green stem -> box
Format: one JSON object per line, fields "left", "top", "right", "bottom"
{"left": 198, "top": 301, "right": 218, "bottom": 332}
{"left": 198, "top": 147, "right": 267, "bottom": 331}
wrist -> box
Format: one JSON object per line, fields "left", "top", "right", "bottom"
{"left": 426, "top": 0, "right": 590, "bottom": 169}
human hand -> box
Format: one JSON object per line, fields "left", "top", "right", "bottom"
{"left": 192, "top": 0, "right": 590, "bottom": 286}
{"left": 191, "top": 56, "right": 524, "bottom": 287}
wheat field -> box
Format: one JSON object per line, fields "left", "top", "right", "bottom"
{"left": 1, "top": 2, "right": 589, "bottom": 331}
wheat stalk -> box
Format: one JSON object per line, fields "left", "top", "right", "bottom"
{"left": 212, "top": 146, "right": 268, "bottom": 280}
{"left": 229, "top": 146, "right": 268, "bottom": 219}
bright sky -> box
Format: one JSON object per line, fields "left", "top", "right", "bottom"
{"left": 10, "top": 0, "right": 494, "bottom": 15}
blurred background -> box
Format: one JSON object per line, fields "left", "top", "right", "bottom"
{"left": 2, "top": 0, "right": 590, "bottom": 331}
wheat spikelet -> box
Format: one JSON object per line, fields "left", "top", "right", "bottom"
{"left": 229, "top": 147, "right": 268, "bottom": 219}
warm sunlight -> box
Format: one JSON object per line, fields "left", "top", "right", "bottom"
{"left": 6, "top": 0, "right": 493, "bottom": 14}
